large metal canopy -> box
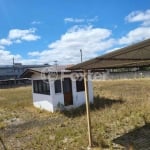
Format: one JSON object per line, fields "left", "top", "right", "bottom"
{"left": 68, "top": 38, "right": 150, "bottom": 148}
{"left": 69, "top": 38, "right": 150, "bottom": 70}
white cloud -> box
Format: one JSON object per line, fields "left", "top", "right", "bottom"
{"left": 0, "top": 28, "right": 41, "bottom": 65}
{"left": 31, "top": 21, "right": 41, "bottom": 25}
{"left": 0, "top": 45, "right": 5, "bottom": 49}
{"left": 0, "top": 28, "right": 40, "bottom": 51}
{"left": 8, "top": 28, "right": 40, "bottom": 41}
{"left": 105, "top": 47, "right": 123, "bottom": 54}
{"left": 28, "top": 25, "right": 115, "bottom": 64}
{"left": 64, "top": 18, "right": 85, "bottom": 23}
{"left": 119, "top": 27, "right": 150, "bottom": 45}
{"left": 125, "top": 9, "right": 150, "bottom": 26}
{"left": 0, "top": 38, "right": 12, "bottom": 46}
{"left": 0, "top": 28, "right": 40, "bottom": 53}
{"left": 118, "top": 9, "right": 150, "bottom": 45}
{"left": 28, "top": 51, "right": 40, "bottom": 57}
{"left": 0, "top": 49, "right": 21, "bottom": 65}
{"left": 64, "top": 16, "right": 99, "bottom": 24}
{"left": 14, "top": 39, "right": 21, "bottom": 43}
{"left": 87, "top": 16, "right": 99, "bottom": 23}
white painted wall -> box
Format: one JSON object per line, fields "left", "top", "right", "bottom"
{"left": 31, "top": 73, "right": 54, "bottom": 112}
{"left": 88, "top": 80, "right": 94, "bottom": 103}
{"left": 32, "top": 93, "right": 54, "bottom": 112}
{"left": 72, "top": 80, "right": 93, "bottom": 107}
{"left": 53, "top": 93, "right": 64, "bottom": 111}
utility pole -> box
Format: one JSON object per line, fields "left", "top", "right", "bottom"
{"left": 13, "top": 57, "right": 15, "bottom": 72}
{"left": 54, "top": 60, "right": 58, "bottom": 69}
{"left": 80, "top": 49, "right": 83, "bottom": 63}
{"left": 13, "top": 57, "right": 15, "bottom": 66}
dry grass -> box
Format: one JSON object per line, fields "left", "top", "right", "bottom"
{"left": 0, "top": 79, "right": 150, "bottom": 150}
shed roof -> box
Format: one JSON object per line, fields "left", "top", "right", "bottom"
{"left": 21, "top": 65, "right": 72, "bottom": 78}
{"left": 68, "top": 38, "right": 150, "bottom": 70}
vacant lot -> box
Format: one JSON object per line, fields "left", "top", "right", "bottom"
{"left": 0, "top": 79, "right": 150, "bottom": 150}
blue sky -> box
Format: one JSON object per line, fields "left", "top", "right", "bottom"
{"left": 0, "top": 0, "right": 150, "bottom": 65}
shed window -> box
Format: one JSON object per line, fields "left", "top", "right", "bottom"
{"left": 54, "top": 80, "right": 61, "bottom": 93}
{"left": 33, "top": 80, "right": 50, "bottom": 95}
{"left": 76, "top": 78, "right": 85, "bottom": 92}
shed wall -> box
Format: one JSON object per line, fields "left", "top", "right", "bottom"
{"left": 32, "top": 93, "right": 54, "bottom": 112}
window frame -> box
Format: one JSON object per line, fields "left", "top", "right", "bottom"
{"left": 76, "top": 78, "right": 85, "bottom": 92}
{"left": 33, "top": 80, "right": 50, "bottom": 95}
{"left": 54, "top": 79, "right": 62, "bottom": 94}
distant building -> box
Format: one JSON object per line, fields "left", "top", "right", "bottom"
{"left": 0, "top": 63, "right": 50, "bottom": 80}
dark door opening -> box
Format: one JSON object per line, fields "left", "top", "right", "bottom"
{"left": 63, "top": 78, "right": 73, "bottom": 106}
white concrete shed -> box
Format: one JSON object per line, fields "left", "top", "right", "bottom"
{"left": 21, "top": 66, "right": 93, "bottom": 112}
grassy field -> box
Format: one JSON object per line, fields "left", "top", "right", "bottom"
{"left": 0, "top": 79, "right": 150, "bottom": 150}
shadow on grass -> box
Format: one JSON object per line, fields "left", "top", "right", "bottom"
{"left": 0, "top": 117, "right": 63, "bottom": 137}
{"left": 0, "top": 136, "right": 7, "bottom": 150}
{"left": 61, "top": 95, "right": 124, "bottom": 118}
{"left": 113, "top": 123, "right": 150, "bottom": 150}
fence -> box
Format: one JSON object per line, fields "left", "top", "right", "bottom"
{"left": 0, "top": 78, "right": 31, "bottom": 88}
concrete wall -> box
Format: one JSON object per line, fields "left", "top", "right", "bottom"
{"left": 108, "top": 71, "right": 150, "bottom": 80}
{"left": 93, "top": 70, "right": 150, "bottom": 80}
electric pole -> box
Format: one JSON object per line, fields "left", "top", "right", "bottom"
{"left": 80, "top": 49, "right": 83, "bottom": 63}
{"left": 54, "top": 60, "right": 58, "bottom": 69}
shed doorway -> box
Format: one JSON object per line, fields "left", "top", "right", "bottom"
{"left": 63, "top": 78, "right": 73, "bottom": 106}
